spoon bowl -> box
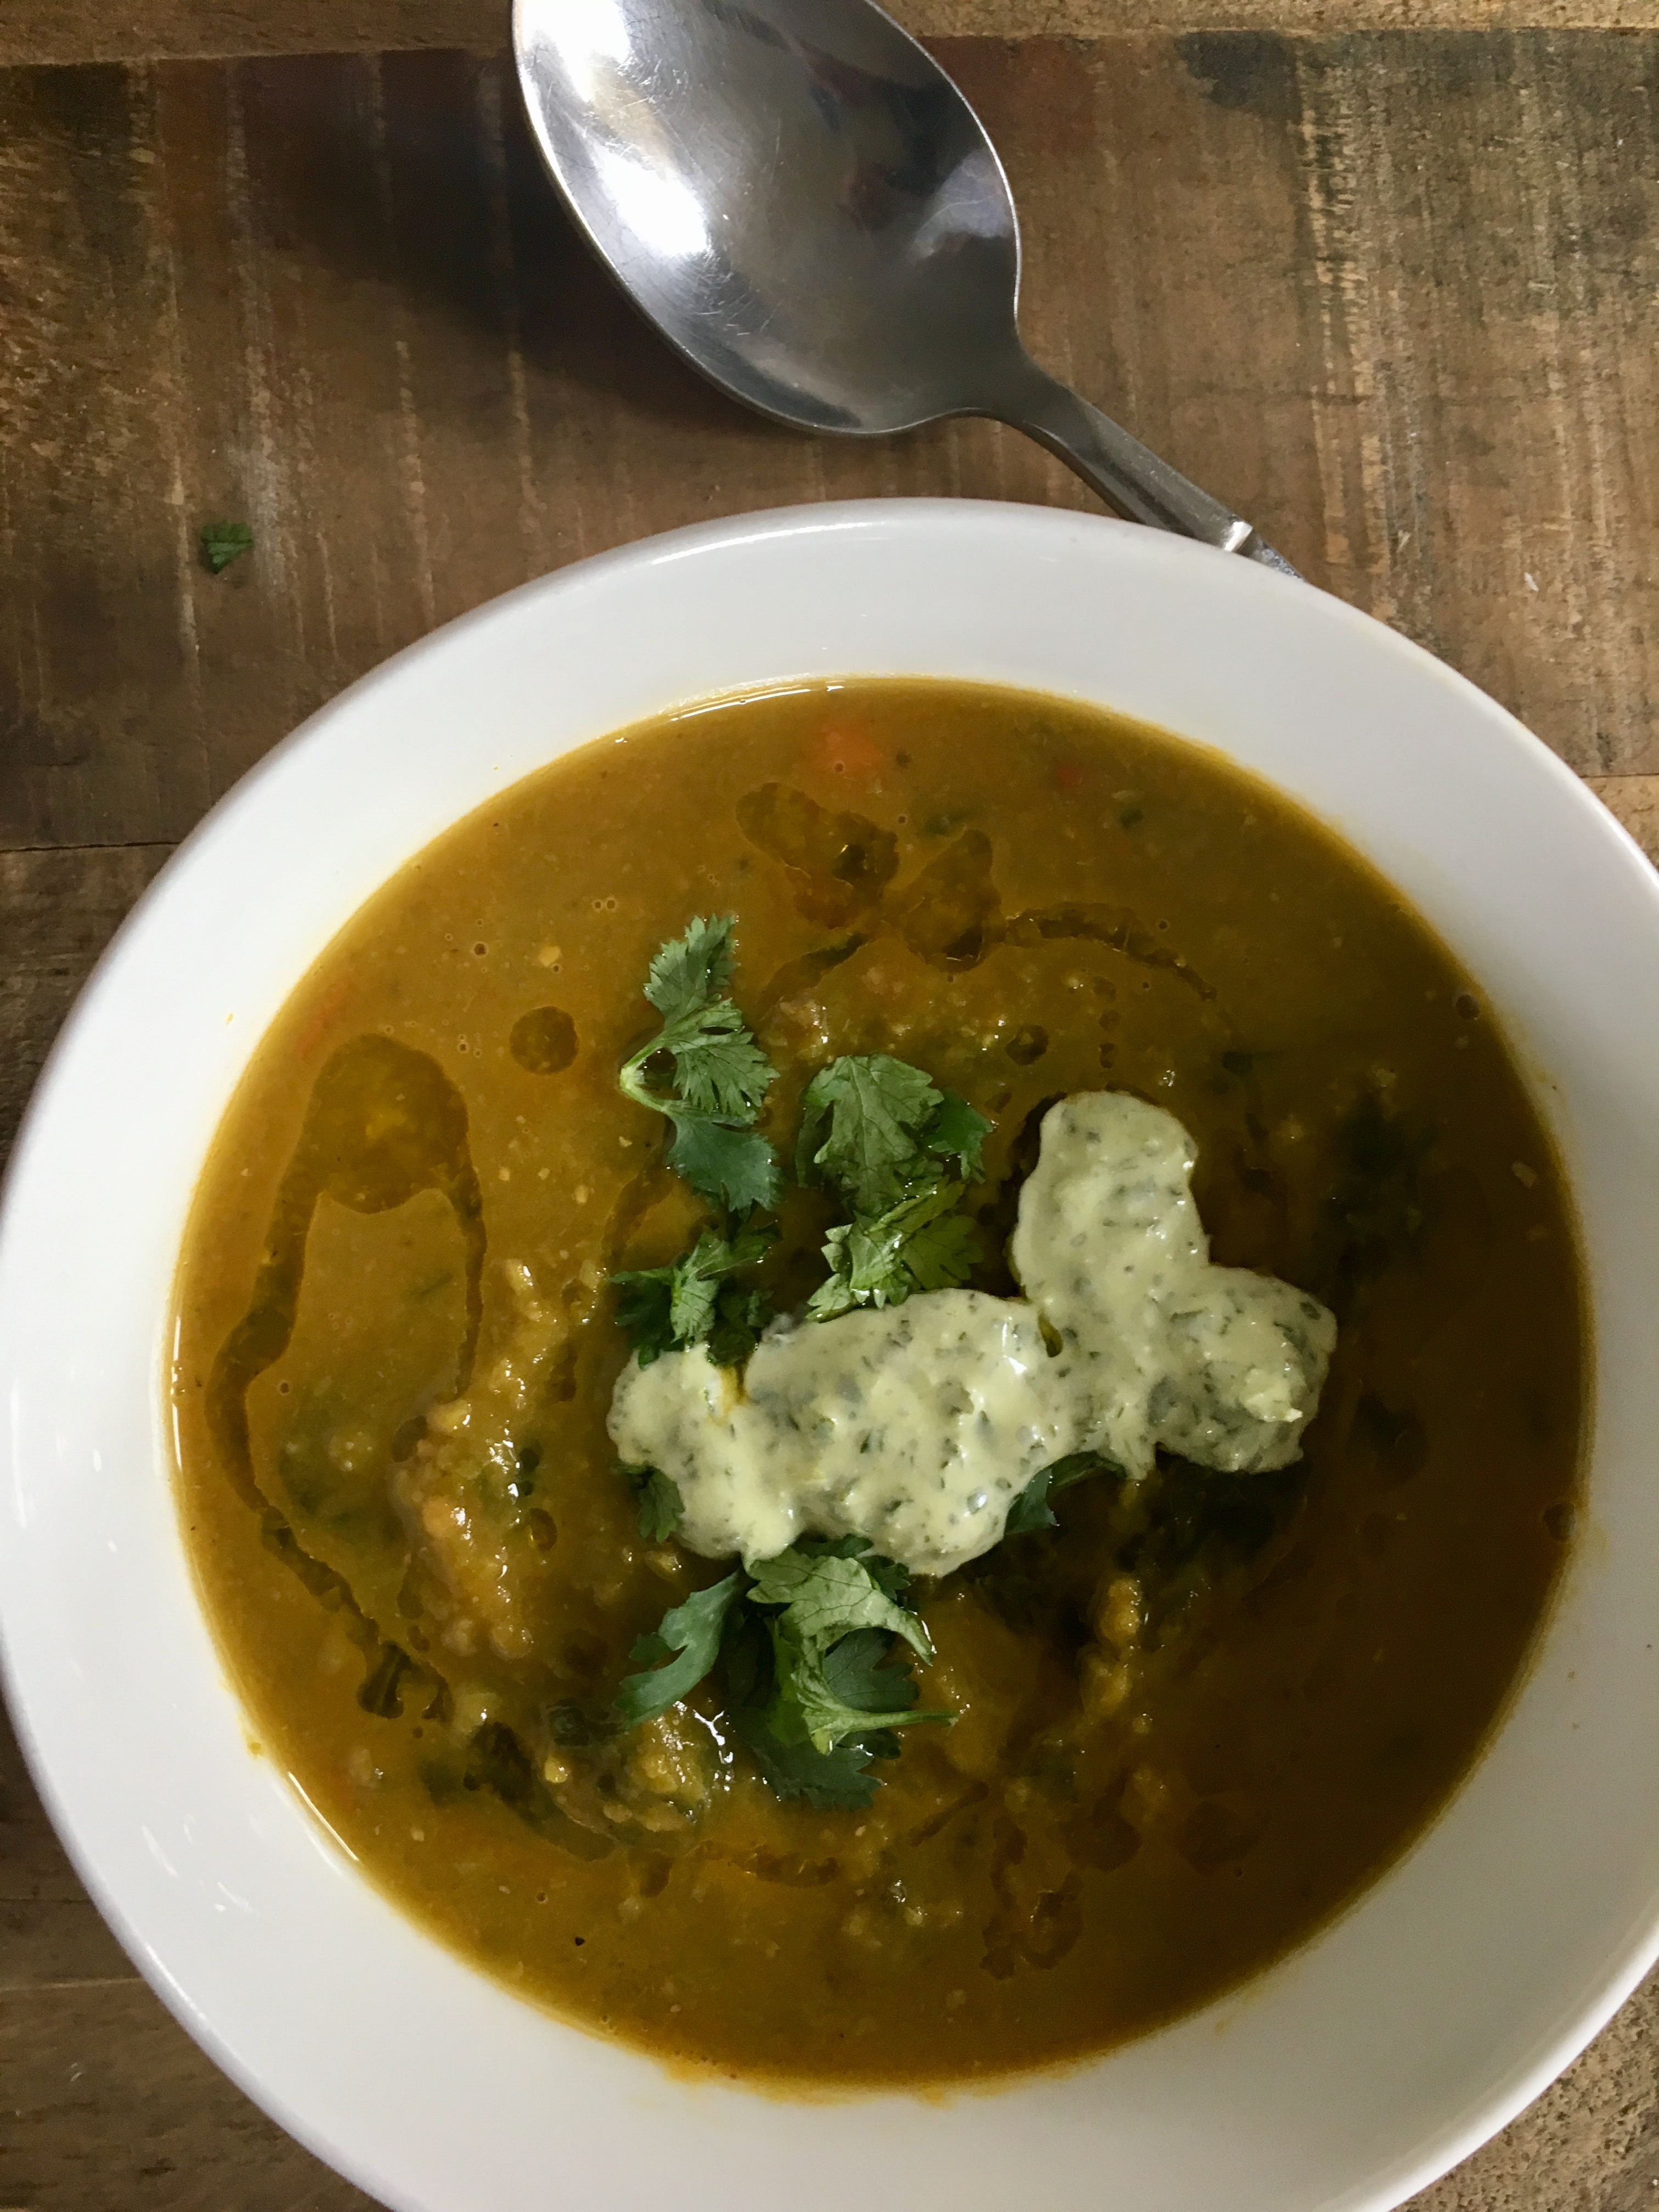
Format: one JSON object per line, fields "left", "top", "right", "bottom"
{"left": 514, "top": 0, "right": 1297, "bottom": 570}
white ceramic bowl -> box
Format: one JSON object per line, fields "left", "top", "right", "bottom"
{"left": 4, "top": 501, "right": 1658, "bottom": 2212}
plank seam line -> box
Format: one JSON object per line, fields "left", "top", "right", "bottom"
{"left": 0, "top": 1976, "right": 143, "bottom": 1993}
{"left": 0, "top": 841, "right": 178, "bottom": 860}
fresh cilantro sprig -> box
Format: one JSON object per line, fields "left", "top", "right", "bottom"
{"left": 722, "top": 1607, "right": 903, "bottom": 1809}
{"left": 627, "top": 1465, "right": 685, "bottom": 1542}
{"left": 609, "top": 926, "right": 778, "bottom": 1386}
{"left": 795, "top": 1053, "right": 990, "bottom": 1216}
{"left": 796, "top": 1054, "right": 991, "bottom": 1318}
{"left": 612, "top": 1221, "right": 777, "bottom": 1368}
{"left": 605, "top": 1003, "right": 994, "bottom": 1807}
{"left": 612, "top": 1536, "right": 951, "bottom": 1801}
{"left": 1003, "top": 1449, "right": 1124, "bottom": 1537}
{"left": 809, "top": 1179, "right": 982, "bottom": 1319}
{"left": 613, "top": 1570, "right": 744, "bottom": 1727}
{"left": 618, "top": 916, "right": 780, "bottom": 1212}
{"left": 748, "top": 1540, "right": 950, "bottom": 1754}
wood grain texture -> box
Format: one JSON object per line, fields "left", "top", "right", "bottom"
{"left": 0, "top": 844, "right": 173, "bottom": 1157}
{"left": 1417, "top": 1976, "right": 1659, "bottom": 2211}
{"left": 1, "top": 36, "right": 1657, "bottom": 2212}
{"left": 1, "top": 36, "right": 1657, "bottom": 850}
{"left": 1590, "top": 774, "right": 1659, "bottom": 862}
{"left": 7, "top": 0, "right": 1659, "bottom": 65}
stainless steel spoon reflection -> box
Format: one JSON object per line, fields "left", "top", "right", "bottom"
{"left": 514, "top": 0, "right": 1297, "bottom": 575}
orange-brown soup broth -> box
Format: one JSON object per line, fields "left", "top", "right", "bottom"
{"left": 172, "top": 680, "right": 1582, "bottom": 2084}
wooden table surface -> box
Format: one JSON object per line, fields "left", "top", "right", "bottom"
{"left": 2, "top": 8, "right": 1657, "bottom": 2207}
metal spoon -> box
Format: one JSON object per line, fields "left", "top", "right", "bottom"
{"left": 514, "top": 0, "right": 1297, "bottom": 575}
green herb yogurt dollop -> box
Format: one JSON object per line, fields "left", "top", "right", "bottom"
{"left": 609, "top": 1092, "right": 1337, "bottom": 1578}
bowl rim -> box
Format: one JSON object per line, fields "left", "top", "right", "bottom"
{"left": 4, "top": 496, "right": 1658, "bottom": 2212}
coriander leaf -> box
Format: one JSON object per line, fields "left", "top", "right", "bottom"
{"left": 611, "top": 1269, "right": 675, "bottom": 1364}
{"left": 804, "top": 1240, "right": 859, "bottom": 1321}
{"left": 924, "top": 1089, "right": 992, "bottom": 1180}
{"left": 792, "top": 1532, "right": 910, "bottom": 1602}
{"left": 1003, "top": 1450, "right": 1124, "bottom": 1537}
{"left": 1003, "top": 1471, "right": 1057, "bottom": 1538}
{"left": 1048, "top": 1449, "right": 1121, "bottom": 1496}
{"left": 794, "top": 1054, "right": 988, "bottom": 1321}
{"left": 748, "top": 1544, "right": 949, "bottom": 1755}
{"left": 817, "top": 1624, "right": 918, "bottom": 1714}
{"left": 747, "top": 1546, "right": 932, "bottom": 1668}
{"left": 664, "top": 1007, "right": 777, "bottom": 1121}
{"left": 614, "top": 1570, "right": 743, "bottom": 1726}
{"left": 619, "top": 917, "right": 780, "bottom": 1210}
{"left": 897, "top": 1206, "right": 981, "bottom": 1293}
{"left": 806, "top": 1180, "right": 979, "bottom": 1318}
{"left": 776, "top": 1641, "right": 948, "bottom": 1756}
{"left": 719, "top": 1600, "right": 771, "bottom": 1712}
{"left": 862, "top": 1553, "right": 909, "bottom": 1604}
{"left": 795, "top": 1054, "right": 941, "bottom": 1216}
{"left": 706, "top": 1279, "right": 772, "bottom": 1370}
{"left": 628, "top": 1465, "right": 684, "bottom": 1542}
{"left": 708, "top": 1217, "right": 777, "bottom": 1271}
{"left": 200, "top": 520, "right": 253, "bottom": 573}
{"left": 721, "top": 1608, "right": 901, "bottom": 1809}
{"left": 645, "top": 913, "right": 735, "bottom": 1018}
{"left": 613, "top": 1211, "right": 775, "bottom": 1368}
{"left": 665, "top": 1222, "right": 775, "bottom": 1343}
{"left": 793, "top": 1088, "right": 832, "bottom": 1198}
{"left": 665, "top": 1114, "right": 779, "bottom": 1214}
{"left": 731, "top": 1707, "right": 887, "bottom": 1809}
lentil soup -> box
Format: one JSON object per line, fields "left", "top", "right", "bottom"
{"left": 171, "top": 679, "right": 1583, "bottom": 2086}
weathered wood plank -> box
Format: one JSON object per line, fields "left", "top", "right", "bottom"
{"left": 2, "top": 1696, "right": 132, "bottom": 1993}
{"left": 1413, "top": 1972, "right": 1659, "bottom": 2208}
{"left": 2, "top": 38, "right": 1656, "bottom": 848}
{"left": 0, "top": 844, "right": 173, "bottom": 1158}
{"left": 0, "top": 840, "right": 164, "bottom": 2001}
{"left": 0, "top": 1978, "right": 381, "bottom": 2210}
{"left": 0, "top": 1699, "right": 108, "bottom": 1924}
{"left": 8, "top": 0, "right": 1659, "bottom": 67}
{"left": 1590, "top": 774, "right": 1659, "bottom": 864}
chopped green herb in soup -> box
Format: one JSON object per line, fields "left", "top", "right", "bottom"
{"left": 171, "top": 679, "right": 1584, "bottom": 2085}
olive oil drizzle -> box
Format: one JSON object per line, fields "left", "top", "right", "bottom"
{"left": 204, "top": 1035, "right": 488, "bottom": 1719}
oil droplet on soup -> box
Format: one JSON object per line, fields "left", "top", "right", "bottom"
{"left": 509, "top": 1005, "right": 578, "bottom": 1075}
{"left": 171, "top": 679, "right": 1583, "bottom": 2086}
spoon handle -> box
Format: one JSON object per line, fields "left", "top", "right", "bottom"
{"left": 993, "top": 357, "right": 1300, "bottom": 578}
